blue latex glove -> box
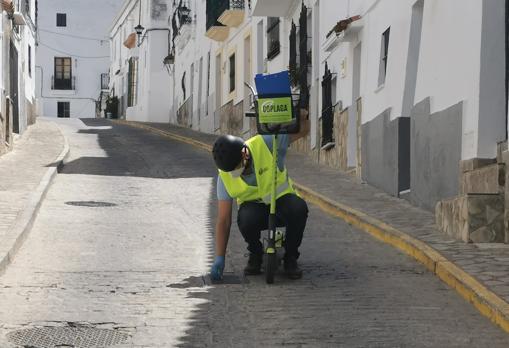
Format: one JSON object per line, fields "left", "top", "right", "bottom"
{"left": 210, "top": 256, "right": 225, "bottom": 281}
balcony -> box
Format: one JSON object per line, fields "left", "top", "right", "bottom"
{"left": 205, "top": 0, "right": 230, "bottom": 41}
{"left": 251, "top": 0, "right": 298, "bottom": 17}
{"left": 217, "top": 0, "right": 245, "bottom": 27}
{"left": 51, "top": 76, "right": 76, "bottom": 91}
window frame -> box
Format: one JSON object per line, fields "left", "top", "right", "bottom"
{"left": 127, "top": 57, "right": 138, "bottom": 107}
{"left": 229, "top": 53, "right": 236, "bottom": 93}
{"left": 378, "top": 27, "right": 391, "bottom": 87}
{"left": 56, "top": 13, "right": 67, "bottom": 27}
{"left": 57, "top": 101, "right": 70, "bottom": 118}
{"left": 267, "top": 17, "right": 280, "bottom": 60}
{"left": 28, "top": 45, "right": 32, "bottom": 78}
{"left": 54, "top": 57, "right": 72, "bottom": 90}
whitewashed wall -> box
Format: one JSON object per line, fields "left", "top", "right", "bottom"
{"left": 37, "top": 0, "right": 122, "bottom": 119}
{"left": 110, "top": 0, "right": 172, "bottom": 123}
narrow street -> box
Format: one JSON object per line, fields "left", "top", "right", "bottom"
{"left": 0, "top": 119, "right": 508, "bottom": 347}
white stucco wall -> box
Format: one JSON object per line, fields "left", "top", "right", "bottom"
{"left": 37, "top": 0, "right": 123, "bottom": 118}
{"left": 110, "top": 0, "right": 172, "bottom": 123}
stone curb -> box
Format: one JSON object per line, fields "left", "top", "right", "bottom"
{"left": 112, "top": 119, "right": 509, "bottom": 335}
{"left": 0, "top": 123, "right": 70, "bottom": 276}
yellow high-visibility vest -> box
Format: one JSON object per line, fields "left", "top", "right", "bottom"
{"left": 219, "top": 135, "right": 297, "bottom": 205}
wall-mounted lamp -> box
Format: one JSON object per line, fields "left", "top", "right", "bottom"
{"left": 134, "top": 24, "right": 145, "bottom": 44}
{"left": 163, "top": 53, "right": 175, "bottom": 66}
{"left": 163, "top": 45, "right": 176, "bottom": 75}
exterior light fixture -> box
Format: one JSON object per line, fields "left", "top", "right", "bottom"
{"left": 134, "top": 24, "right": 144, "bottom": 36}
{"left": 134, "top": 24, "right": 145, "bottom": 46}
{"left": 180, "top": 5, "right": 190, "bottom": 18}
{"left": 163, "top": 53, "right": 175, "bottom": 66}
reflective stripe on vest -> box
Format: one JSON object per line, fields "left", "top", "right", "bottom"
{"left": 219, "top": 135, "right": 296, "bottom": 205}
{"left": 261, "top": 180, "right": 290, "bottom": 204}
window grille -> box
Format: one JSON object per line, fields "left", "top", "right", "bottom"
{"left": 128, "top": 58, "right": 138, "bottom": 107}
{"left": 229, "top": 54, "right": 236, "bottom": 92}
{"left": 289, "top": 21, "right": 297, "bottom": 86}
{"left": 321, "top": 62, "right": 334, "bottom": 148}
{"left": 56, "top": 13, "right": 66, "bottom": 27}
{"left": 378, "top": 27, "right": 390, "bottom": 86}
{"left": 298, "top": 3, "right": 309, "bottom": 109}
{"left": 267, "top": 17, "right": 280, "bottom": 60}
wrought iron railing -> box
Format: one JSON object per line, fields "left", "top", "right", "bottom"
{"left": 51, "top": 76, "right": 76, "bottom": 90}
{"left": 101, "top": 73, "right": 109, "bottom": 90}
{"left": 206, "top": 0, "right": 244, "bottom": 31}
{"left": 206, "top": 0, "right": 224, "bottom": 31}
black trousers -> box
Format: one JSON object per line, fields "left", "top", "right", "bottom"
{"left": 237, "top": 193, "right": 308, "bottom": 259}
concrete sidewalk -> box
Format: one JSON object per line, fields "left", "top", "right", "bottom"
{"left": 0, "top": 119, "right": 68, "bottom": 275}
{"left": 115, "top": 119, "right": 509, "bottom": 334}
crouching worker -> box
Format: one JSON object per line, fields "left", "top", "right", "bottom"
{"left": 209, "top": 112, "right": 310, "bottom": 281}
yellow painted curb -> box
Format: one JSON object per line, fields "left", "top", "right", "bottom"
{"left": 112, "top": 120, "right": 213, "bottom": 152}
{"left": 114, "top": 119, "right": 509, "bottom": 335}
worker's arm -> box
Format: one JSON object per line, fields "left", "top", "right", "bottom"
{"left": 215, "top": 199, "right": 233, "bottom": 256}
{"left": 289, "top": 108, "right": 310, "bottom": 144}
{"left": 210, "top": 199, "right": 233, "bottom": 280}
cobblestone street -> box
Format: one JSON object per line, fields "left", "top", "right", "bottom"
{"left": 0, "top": 119, "right": 508, "bottom": 347}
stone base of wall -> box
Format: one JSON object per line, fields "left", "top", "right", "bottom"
{"left": 436, "top": 194, "right": 504, "bottom": 243}
{"left": 460, "top": 162, "right": 504, "bottom": 195}
{"left": 290, "top": 108, "right": 350, "bottom": 172}
{"left": 219, "top": 100, "right": 244, "bottom": 137}
{"left": 319, "top": 108, "right": 349, "bottom": 171}
{"left": 177, "top": 96, "right": 193, "bottom": 128}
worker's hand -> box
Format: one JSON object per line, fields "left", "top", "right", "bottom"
{"left": 210, "top": 256, "right": 225, "bottom": 281}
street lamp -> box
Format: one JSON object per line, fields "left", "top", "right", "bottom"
{"left": 163, "top": 44, "right": 176, "bottom": 75}
{"left": 134, "top": 24, "right": 145, "bottom": 45}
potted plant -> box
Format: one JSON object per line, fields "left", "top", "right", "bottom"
{"left": 105, "top": 96, "right": 119, "bottom": 119}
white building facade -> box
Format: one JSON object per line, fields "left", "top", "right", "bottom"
{"left": 36, "top": 0, "right": 123, "bottom": 119}
{"left": 0, "top": 0, "right": 37, "bottom": 155}
{"left": 109, "top": 0, "right": 509, "bottom": 240}
{"left": 109, "top": 0, "right": 172, "bottom": 123}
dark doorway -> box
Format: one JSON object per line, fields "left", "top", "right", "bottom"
{"left": 57, "top": 102, "right": 70, "bottom": 118}
{"left": 9, "top": 41, "right": 19, "bottom": 134}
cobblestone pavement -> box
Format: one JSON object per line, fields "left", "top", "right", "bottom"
{"left": 0, "top": 120, "right": 64, "bottom": 270}
{"left": 0, "top": 119, "right": 508, "bottom": 347}
{"left": 144, "top": 122, "right": 509, "bottom": 307}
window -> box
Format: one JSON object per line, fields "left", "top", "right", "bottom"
{"left": 127, "top": 58, "right": 138, "bottom": 107}
{"left": 56, "top": 13, "right": 66, "bottom": 27}
{"left": 229, "top": 53, "right": 236, "bottom": 93}
{"left": 28, "top": 45, "right": 32, "bottom": 77}
{"left": 57, "top": 102, "right": 70, "bottom": 118}
{"left": 182, "top": 71, "right": 186, "bottom": 100}
{"left": 378, "top": 27, "right": 390, "bottom": 86}
{"left": 267, "top": 17, "right": 280, "bottom": 60}
{"left": 54, "top": 57, "right": 72, "bottom": 90}
{"left": 206, "top": 52, "right": 211, "bottom": 114}
{"left": 23, "top": 0, "right": 30, "bottom": 18}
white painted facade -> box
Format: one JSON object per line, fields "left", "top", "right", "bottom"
{"left": 108, "top": 0, "right": 508, "bottom": 208}
{"left": 109, "top": 0, "right": 172, "bottom": 123}
{"left": 0, "top": 0, "right": 37, "bottom": 139}
{"left": 37, "top": 0, "right": 123, "bottom": 119}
